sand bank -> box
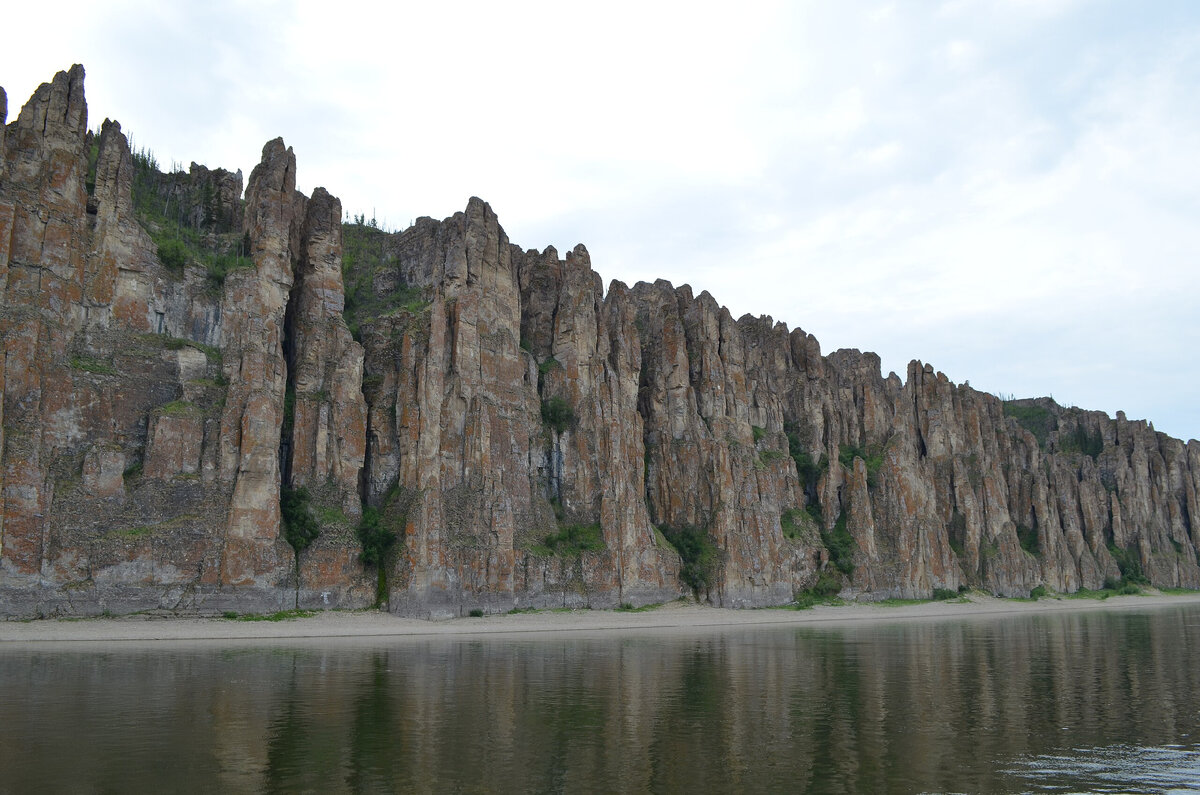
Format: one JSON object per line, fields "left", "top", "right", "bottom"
{"left": 4, "top": 591, "right": 1200, "bottom": 645}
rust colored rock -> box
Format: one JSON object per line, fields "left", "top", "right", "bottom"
{"left": 1, "top": 65, "right": 1198, "bottom": 617}
{"left": 286, "top": 187, "right": 366, "bottom": 517}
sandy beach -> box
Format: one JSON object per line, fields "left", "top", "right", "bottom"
{"left": 3, "top": 591, "right": 1200, "bottom": 645}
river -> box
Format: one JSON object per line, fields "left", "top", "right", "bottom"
{"left": 3, "top": 604, "right": 1200, "bottom": 793}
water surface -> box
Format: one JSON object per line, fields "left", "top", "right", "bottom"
{"left": 4, "top": 605, "right": 1200, "bottom": 793}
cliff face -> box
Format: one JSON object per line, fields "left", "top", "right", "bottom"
{"left": 2, "top": 67, "right": 1197, "bottom": 617}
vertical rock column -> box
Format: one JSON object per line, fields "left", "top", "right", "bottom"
{"left": 375, "top": 198, "right": 534, "bottom": 614}
{"left": 524, "top": 245, "right": 682, "bottom": 605}
{"left": 287, "top": 187, "right": 366, "bottom": 515}
{"left": 86, "top": 118, "right": 144, "bottom": 329}
{"left": 0, "top": 85, "right": 8, "bottom": 569}
{"left": 0, "top": 66, "right": 89, "bottom": 581}
{"left": 217, "top": 138, "right": 301, "bottom": 588}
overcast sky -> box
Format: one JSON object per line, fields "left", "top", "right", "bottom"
{"left": 4, "top": 1, "right": 1198, "bottom": 441}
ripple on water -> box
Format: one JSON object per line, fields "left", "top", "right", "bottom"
{"left": 1004, "top": 743, "right": 1200, "bottom": 793}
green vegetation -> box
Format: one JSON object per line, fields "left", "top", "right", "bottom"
{"left": 1029, "top": 584, "right": 1049, "bottom": 600}
{"left": 1016, "top": 524, "right": 1039, "bottom": 556}
{"left": 659, "top": 523, "right": 721, "bottom": 598}
{"left": 616, "top": 602, "right": 663, "bottom": 613}
{"left": 281, "top": 383, "right": 296, "bottom": 441}
{"left": 1058, "top": 423, "right": 1104, "bottom": 458}
{"left": 932, "top": 587, "right": 960, "bottom": 601}
{"left": 838, "top": 441, "right": 886, "bottom": 487}
{"left": 223, "top": 609, "right": 317, "bottom": 622}
{"left": 1003, "top": 401, "right": 1056, "bottom": 449}
{"left": 69, "top": 355, "right": 117, "bottom": 376}
{"left": 147, "top": 335, "right": 222, "bottom": 363}
{"left": 358, "top": 484, "right": 413, "bottom": 607}
{"left": 157, "top": 237, "right": 188, "bottom": 270}
{"left": 823, "top": 514, "right": 857, "bottom": 576}
{"left": 357, "top": 507, "right": 399, "bottom": 567}
{"left": 468, "top": 608, "right": 484, "bottom": 618}
{"left": 130, "top": 146, "right": 253, "bottom": 289}
{"left": 1064, "top": 588, "right": 1113, "bottom": 600}
{"left": 757, "top": 449, "right": 786, "bottom": 467}
{"left": 1068, "top": 582, "right": 1143, "bottom": 599}
{"left": 158, "top": 400, "right": 197, "bottom": 417}
{"left": 811, "top": 571, "right": 844, "bottom": 596}
{"left": 538, "top": 357, "right": 561, "bottom": 375}
{"left": 789, "top": 572, "right": 845, "bottom": 609}
{"left": 1107, "top": 542, "right": 1149, "bottom": 590}
{"left": 780, "top": 508, "right": 817, "bottom": 541}
{"left": 281, "top": 486, "right": 320, "bottom": 550}
{"left": 785, "top": 422, "right": 829, "bottom": 495}
{"left": 751, "top": 425, "right": 767, "bottom": 443}
{"left": 280, "top": 486, "right": 320, "bottom": 599}
{"left": 341, "top": 217, "right": 428, "bottom": 341}
{"left": 541, "top": 396, "right": 575, "bottom": 434}
{"left": 188, "top": 340, "right": 222, "bottom": 361}
{"left": 947, "top": 511, "right": 967, "bottom": 556}
{"left": 357, "top": 508, "right": 397, "bottom": 609}
{"left": 537, "top": 523, "right": 605, "bottom": 557}
{"left": 316, "top": 504, "right": 351, "bottom": 526}
{"left": 122, "top": 460, "right": 143, "bottom": 481}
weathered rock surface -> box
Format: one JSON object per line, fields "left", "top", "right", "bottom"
{"left": 1, "top": 66, "right": 1197, "bottom": 617}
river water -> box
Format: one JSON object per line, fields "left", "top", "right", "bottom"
{"left": 3, "top": 605, "right": 1200, "bottom": 793}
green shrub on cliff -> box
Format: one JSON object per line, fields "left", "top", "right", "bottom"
{"left": 541, "top": 523, "right": 605, "bottom": 556}
{"left": 157, "top": 238, "right": 188, "bottom": 270}
{"left": 129, "top": 140, "right": 252, "bottom": 287}
{"left": 785, "top": 422, "right": 828, "bottom": 495}
{"left": 659, "top": 524, "right": 720, "bottom": 598}
{"left": 358, "top": 484, "right": 413, "bottom": 607}
{"left": 1016, "top": 523, "right": 1040, "bottom": 556}
{"left": 1107, "top": 542, "right": 1149, "bottom": 589}
{"left": 1058, "top": 422, "right": 1104, "bottom": 458}
{"left": 280, "top": 485, "right": 320, "bottom": 557}
{"left": 823, "top": 514, "right": 856, "bottom": 576}
{"left": 791, "top": 571, "right": 844, "bottom": 609}
{"left": 1003, "top": 401, "right": 1055, "bottom": 449}
{"left": 357, "top": 506, "right": 397, "bottom": 608}
{"left": 69, "top": 355, "right": 117, "bottom": 376}
{"left": 280, "top": 485, "right": 319, "bottom": 608}
{"left": 358, "top": 506, "right": 398, "bottom": 567}
{"left": 838, "top": 442, "right": 885, "bottom": 487}
{"left": 340, "top": 217, "right": 430, "bottom": 341}
{"left": 541, "top": 396, "right": 575, "bottom": 434}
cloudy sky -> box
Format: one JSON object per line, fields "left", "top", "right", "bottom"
{"left": 4, "top": 1, "right": 1198, "bottom": 441}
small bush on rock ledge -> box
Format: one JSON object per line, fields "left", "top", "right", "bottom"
{"left": 659, "top": 524, "right": 721, "bottom": 598}
{"left": 541, "top": 396, "right": 575, "bottom": 434}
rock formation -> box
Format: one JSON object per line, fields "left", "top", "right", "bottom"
{"left": 2, "top": 66, "right": 1197, "bottom": 618}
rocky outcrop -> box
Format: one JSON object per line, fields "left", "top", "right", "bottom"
{"left": 1, "top": 66, "right": 1197, "bottom": 618}
{"left": 0, "top": 69, "right": 372, "bottom": 615}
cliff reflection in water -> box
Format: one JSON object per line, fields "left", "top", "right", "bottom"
{"left": 4, "top": 605, "right": 1200, "bottom": 792}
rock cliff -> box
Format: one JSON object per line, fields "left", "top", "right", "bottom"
{"left": 2, "top": 67, "right": 1197, "bottom": 617}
